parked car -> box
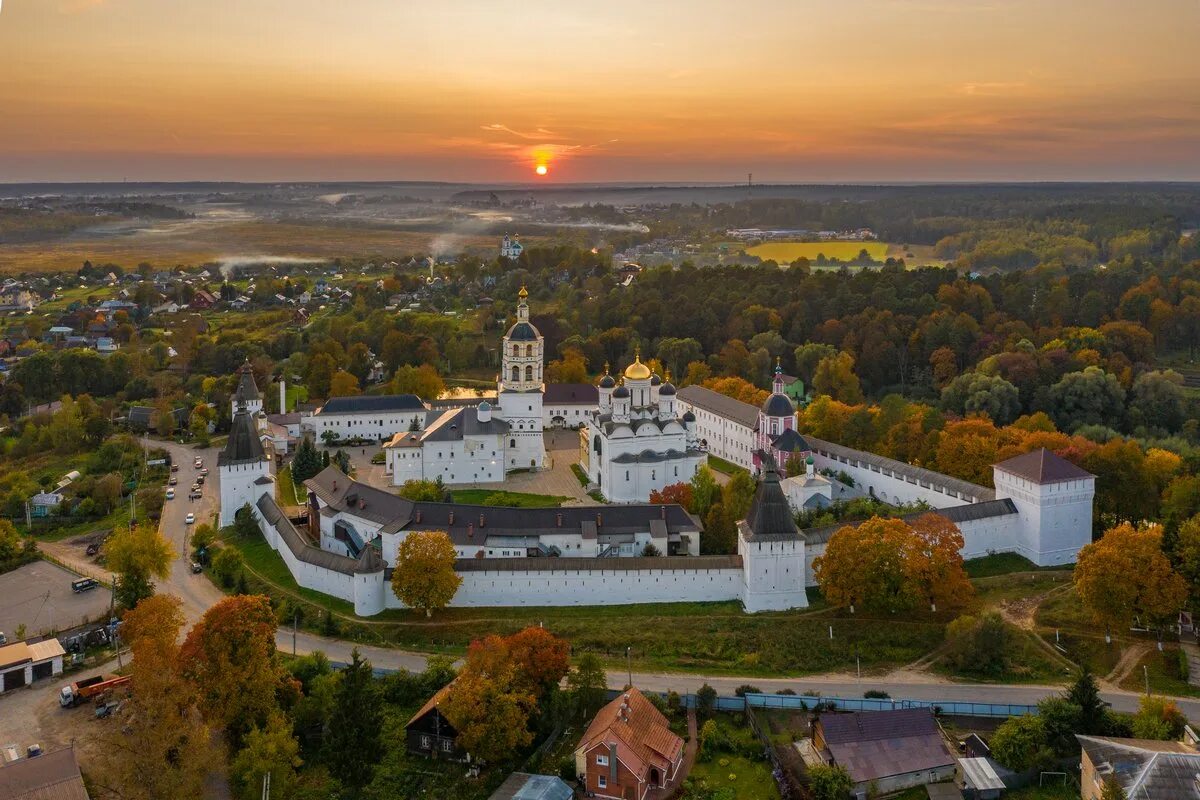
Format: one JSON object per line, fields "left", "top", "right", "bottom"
{"left": 195, "top": 475, "right": 205, "bottom": 485}
{"left": 190, "top": 562, "right": 203, "bottom": 574}
{"left": 85, "top": 543, "right": 99, "bottom": 556}
{"left": 193, "top": 458, "right": 203, "bottom": 468}
{"left": 0, "top": 631, "right": 6, "bottom": 645}
{"left": 189, "top": 490, "right": 202, "bottom": 500}
{"left": 198, "top": 468, "right": 208, "bottom": 476}
{"left": 170, "top": 464, "right": 179, "bottom": 473}
{"left": 168, "top": 476, "right": 178, "bottom": 486}
{"left": 185, "top": 513, "right": 195, "bottom": 525}
{"left": 165, "top": 489, "right": 175, "bottom": 500}
{"left": 71, "top": 577, "right": 99, "bottom": 593}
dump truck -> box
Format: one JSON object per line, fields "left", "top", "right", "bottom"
{"left": 59, "top": 674, "right": 130, "bottom": 707}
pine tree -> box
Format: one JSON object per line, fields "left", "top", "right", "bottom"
{"left": 291, "top": 437, "right": 322, "bottom": 482}
{"left": 322, "top": 650, "right": 383, "bottom": 793}
{"left": 1067, "top": 668, "right": 1107, "bottom": 734}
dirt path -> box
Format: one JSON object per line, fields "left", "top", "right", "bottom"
{"left": 1105, "top": 642, "right": 1152, "bottom": 687}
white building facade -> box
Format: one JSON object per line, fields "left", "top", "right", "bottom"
{"left": 676, "top": 385, "right": 758, "bottom": 470}
{"left": 493, "top": 287, "right": 545, "bottom": 470}
{"left": 581, "top": 359, "right": 706, "bottom": 503}
{"left": 384, "top": 403, "right": 510, "bottom": 486}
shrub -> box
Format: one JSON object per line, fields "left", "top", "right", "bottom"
{"left": 864, "top": 690, "right": 890, "bottom": 699}
{"left": 696, "top": 683, "right": 717, "bottom": 718}
{"left": 776, "top": 688, "right": 797, "bottom": 696}
{"left": 558, "top": 756, "right": 575, "bottom": 781}
{"left": 991, "top": 714, "right": 1055, "bottom": 772}
{"left": 734, "top": 685, "right": 761, "bottom": 697}
{"left": 943, "top": 612, "right": 1010, "bottom": 676}
{"left": 808, "top": 764, "right": 853, "bottom": 800}
{"left": 210, "top": 546, "right": 244, "bottom": 589}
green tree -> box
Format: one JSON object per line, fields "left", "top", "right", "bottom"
{"left": 0, "top": 519, "right": 24, "bottom": 563}
{"left": 695, "top": 683, "right": 717, "bottom": 718}
{"left": 291, "top": 437, "right": 323, "bottom": 483}
{"left": 323, "top": 650, "right": 383, "bottom": 793}
{"left": 940, "top": 372, "right": 1021, "bottom": 425}
{"left": 689, "top": 466, "right": 721, "bottom": 520}
{"left": 1047, "top": 367, "right": 1126, "bottom": 432}
{"left": 1132, "top": 695, "right": 1187, "bottom": 740}
{"left": 808, "top": 764, "right": 854, "bottom": 800}
{"left": 1127, "top": 370, "right": 1185, "bottom": 432}
{"left": 107, "top": 522, "right": 174, "bottom": 609}
{"left": 211, "top": 547, "right": 244, "bottom": 589}
{"left": 397, "top": 478, "right": 445, "bottom": 502}
{"left": 230, "top": 712, "right": 303, "bottom": 800}
{"left": 566, "top": 653, "right": 607, "bottom": 718}
{"left": 390, "top": 531, "right": 461, "bottom": 617}
{"left": 990, "top": 714, "right": 1053, "bottom": 772}
{"left": 1066, "top": 668, "right": 1108, "bottom": 735}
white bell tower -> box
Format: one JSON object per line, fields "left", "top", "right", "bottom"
{"left": 496, "top": 286, "right": 545, "bottom": 469}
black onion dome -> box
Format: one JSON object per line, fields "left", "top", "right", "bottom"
{"left": 659, "top": 382, "right": 676, "bottom": 396}
{"left": 613, "top": 385, "right": 630, "bottom": 398}
{"left": 682, "top": 410, "right": 695, "bottom": 422}
{"left": 650, "top": 373, "right": 662, "bottom": 386}
{"left": 506, "top": 321, "right": 541, "bottom": 341}
{"left": 761, "top": 393, "right": 794, "bottom": 417}
{"left": 598, "top": 373, "right": 616, "bottom": 388}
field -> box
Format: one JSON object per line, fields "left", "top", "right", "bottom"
{"left": 0, "top": 218, "right": 514, "bottom": 273}
{"left": 743, "top": 241, "right": 889, "bottom": 263}
{"left": 447, "top": 489, "right": 570, "bottom": 507}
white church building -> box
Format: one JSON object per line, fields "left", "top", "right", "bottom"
{"left": 580, "top": 356, "right": 706, "bottom": 503}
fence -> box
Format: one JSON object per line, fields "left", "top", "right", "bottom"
{"left": 744, "top": 693, "right": 1038, "bottom": 718}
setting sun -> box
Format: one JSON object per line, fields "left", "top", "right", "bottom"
{"left": 535, "top": 164, "right": 548, "bottom": 176}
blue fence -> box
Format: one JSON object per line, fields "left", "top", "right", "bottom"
{"left": 744, "top": 693, "right": 1037, "bottom": 718}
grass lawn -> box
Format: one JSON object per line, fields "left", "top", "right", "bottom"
{"left": 275, "top": 465, "right": 303, "bottom": 506}
{"left": 965, "top": 552, "right": 1042, "bottom": 578}
{"left": 448, "top": 489, "right": 570, "bottom": 508}
{"left": 1118, "top": 646, "right": 1200, "bottom": 698}
{"left": 744, "top": 241, "right": 889, "bottom": 263}
{"left": 971, "top": 570, "right": 1071, "bottom": 608}
{"left": 1035, "top": 587, "right": 1096, "bottom": 632}
{"left": 571, "top": 463, "right": 589, "bottom": 487}
{"left": 706, "top": 454, "right": 749, "bottom": 477}
{"left": 1050, "top": 631, "right": 1122, "bottom": 677}
{"left": 688, "top": 755, "right": 780, "bottom": 800}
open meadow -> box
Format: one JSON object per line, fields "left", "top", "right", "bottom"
{"left": 743, "top": 240, "right": 947, "bottom": 267}
{"left": 0, "top": 218, "right": 514, "bottom": 273}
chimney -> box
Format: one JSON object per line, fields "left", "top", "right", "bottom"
{"left": 448, "top": 511, "right": 455, "bottom": 525}
{"left": 279, "top": 379, "right": 286, "bottom": 414}
{"left": 467, "top": 523, "right": 474, "bottom": 538}
{"left": 556, "top": 513, "right": 562, "bottom": 528}
{"left": 332, "top": 480, "right": 337, "bottom": 491}
{"left": 415, "top": 510, "right": 422, "bottom": 524}
{"left": 479, "top": 513, "right": 485, "bottom": 528}
{"left": 660, "top": 505, "right": 666, "bottom": 519}
{"left": 596, "top": 512, "right": 602, "bottom": 528}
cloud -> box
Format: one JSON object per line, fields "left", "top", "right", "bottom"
{"left": 958, "top": 81, "right": 1029, "bottom": 96}
{"left": 480, "top": 123, "right": 557, "bottom": 139}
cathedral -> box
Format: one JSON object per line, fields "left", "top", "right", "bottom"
{"left": 580, "top": 353, "right": 706, "bottom": 503}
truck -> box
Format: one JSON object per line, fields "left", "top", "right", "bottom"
{"left": 59, "top": 674, "right": 130, "bottom": 707}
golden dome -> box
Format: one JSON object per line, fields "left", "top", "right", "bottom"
{"left": 623, "top": 350, "right": 651, "bottom": 381}
{"left": 518, "top": 285, "right": 528, "bottom": 299}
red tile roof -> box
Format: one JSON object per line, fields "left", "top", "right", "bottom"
{"left": 994, "top": 448, "right": 1093, "bottom": 484}
{"left": 576, "top": 688, "right": 683, "bottom": 781}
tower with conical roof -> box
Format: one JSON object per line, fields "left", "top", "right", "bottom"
{"left": 495, "top": 286, "right": 545, "bottom": 469}
{"left": 738, "top": 452, "right": 807, "bottom": 612}
{"left": 231, "top": 360, "right": 263, "bottom": 419}
{"left": 218, "top": 397, "right": 273, "bottom": 526}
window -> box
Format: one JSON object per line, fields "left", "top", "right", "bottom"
{"left": 511, "top": 366, "right": 519, "bottom": 382}
{"left": 525, "top": 344, "right": 533, "bottom": 357}
{"left": 596, "top": 754, "right": 609, "bottom": 767}
{"left": 525, "top": 365, "right": 533, "bottom": 381}
{"left": 420, "top": 735, "right": 431, "bottom": 749}
{"left": 441, "top": 739, "right": 452, "bottom": 752}
{"left": 598, "top": 775, "right": 607, "bottom": 789}
{"left": 512, "top": 344, "right": 519, "bottom": 356}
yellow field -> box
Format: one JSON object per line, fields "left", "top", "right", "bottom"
{"left": 0, "top": 220, "right": 518, "bottom": 273}
{"left": 744, "top": 241, "right": 890, "bottom": 263}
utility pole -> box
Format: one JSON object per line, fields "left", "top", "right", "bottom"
{"left": 293, "top": 611, "right": 298, "bottom": 657}
{"left": 261, "top": 771, "right": 270, "bottom": 800}
{"left": 626, "top": 646, "right": 632, "bottom": 689}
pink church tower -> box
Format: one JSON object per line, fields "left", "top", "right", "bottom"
{"left": 753, "top": 360, "right": 806, "bottom": 474}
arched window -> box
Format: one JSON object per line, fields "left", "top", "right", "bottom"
{"left": 593, "top": 435, "right": 602, "bottom": 454}
{"left": 511, "top": 366, "right": 519, "bottom": 382}
{"left": 511, "top": 344, "right": 519, "bottom": 356}
{"left": 525, "top": 344, "right": 533, "bottom": 357}
{"left": 510, "top": 439, "right": 516, "bottom": 448}
{"left": 525, "top": 365, "right": 533, "bottom": 381}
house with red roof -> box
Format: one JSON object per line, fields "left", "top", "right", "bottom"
{"left": 574, "top": 688, "right": 684, "bottom": 800}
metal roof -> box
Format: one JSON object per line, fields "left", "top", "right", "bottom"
{"left": 544, "top": 383, "right": 598, "bottom": 404}
{"left": 994, "top": 448, "right": 1093, "bottom": 485}
{"left": 317, "top": 394, "right": 426, "bottom": 415}
{"left": 219, "top": 407, "right": 266, "bottom": 466}
{"left": 800, "top": 499, "right": 1017, "bottom": 545}
{"left": 257, "top": 494, "right": 360, "bottom": 575}
{"left": 488, "top": 773, "right": 574, "bottom": 800}
{"left": 958, "top": 757, "right": 1005, "bottom": 791}
{"left": 676, "top": 385, "right": 760, "bottom": 429}
{"left": 454, "top": 555, "right": 740, "bottom": 572}
{"left": 818, "top": 709, "right": 954, "bottom": 784}
{"left": 1077, "top": 735, "right": 1200, "bottom": 799}
{"left": 0, "top": 744, "right": 90, "bottom": 800}
{"left": 805, "top": 436, "right": 995, "bottom": 502}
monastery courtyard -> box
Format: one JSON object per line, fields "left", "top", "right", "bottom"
{"left": 333, "top": 428, "right": 598, "bottom": 504}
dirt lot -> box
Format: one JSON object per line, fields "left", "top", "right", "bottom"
{"left": 0, "top": 561, "right": 111, "bottom": 639}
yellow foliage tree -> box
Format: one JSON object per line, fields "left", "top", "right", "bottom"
{"left": 328, "top": 369, "right": 361, "bottom": 397}
{"left": 441, "top": 634, "right": 537, "bottom": 764}
{"left": 813, "top": 517, "right": 916, "bottom": 612}
{"left": 390, "top": 531, "right": 462, "bottom": 617}
{"left": 907, "top": 513, "right": 974, "bottom": 613}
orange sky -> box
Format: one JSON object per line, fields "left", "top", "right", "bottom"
{"left": 1, "top": 0, "right": 1198, "bottom": 182}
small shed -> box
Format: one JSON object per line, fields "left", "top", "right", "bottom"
{"left": 958, "top": 757, "right": 1005, "bottom": 799}
{"left": 487, "top": 772, "right": 574, "bottom": 800}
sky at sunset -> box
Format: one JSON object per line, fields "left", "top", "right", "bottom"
{"left": 1, "top": 0, "right": 1198, "bottom": 183}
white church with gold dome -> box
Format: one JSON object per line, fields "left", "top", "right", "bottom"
{"left": 580, "top": 353, "right": 706, "bottom": 503}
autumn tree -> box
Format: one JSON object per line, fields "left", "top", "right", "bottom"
{"left": 96, "top": 595, "right": 219, "bottom": 799}
{"left": 1074, "top": 524, "right": 1188, "bottom": 632}
{"left": 546, "top": 347, "right": 588, "bottom": 383}
{"left": 812, "top": 351, "right": 863, "bottom": 404}
{"left": 814, "top": 517, "right": 915, "bottom": 612}
{"left": 329, "top": 369, "right": 361, "bottom": 397}
{"left": 390, "top": 363, "right": 445, "bottom": 400}
{"left": 1132, "top": 695, "right": 1188, "bottom": 740}
{"left": 505, "top": 626, "right": 571, "bottom": 697}
{"left": 180, "top": 594, "right": 294, "bottom": 743}
{"left": 907, "top": 513, "right": 974, "bottom": 612}
{"left": 397, "top": 478, "right": 445, "bottom": 502}
{"left": 648, "top": 482, "right": 694, "bottom": 509}
{"left": 107, "top": 521, "right": 174, "bottom": 609}
{"left": 390, "top": 531, "right": 462, "bottom": 617}
{"left": 441, "top": 635, "right": 538, "bottom": 764}
{"left": 808, "top": 764, "right": 854, "bottom": 800}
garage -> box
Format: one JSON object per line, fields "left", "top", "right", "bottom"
{"left": 32, "top": 661, "right": 54, "bottom": 681}
{"left": 1, "top": 666, "right": 26, "bottom": 691}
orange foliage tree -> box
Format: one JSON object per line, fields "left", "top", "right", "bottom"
{"left": 505, "top": 626, "right": 572, "bottom": 696}
{"left": 907, "top": 513, "right": 974, "bottom": 612}
{"left": 702, "top": 376, "right": 769, "bottom": 407}
{"left": 649, "top": 482, "right": 694, "bottom": 510}
{"left": 1074, "top": 524, "right": 1188, "bottom": 632}
{"left": 441, "top": 634, "right": 539, "bottom": 764}
{"left": 179, "top": 595, "right": 295, "bottom": 741}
